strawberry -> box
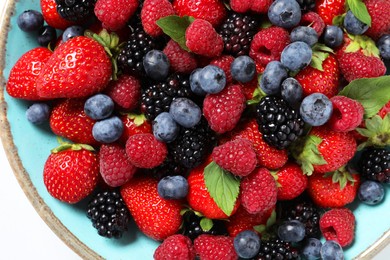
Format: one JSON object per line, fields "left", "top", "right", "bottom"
{"left": 378, "top": 100, "right": 390, "bottom": 118}
{"left": 364, "top": 0, "right": 390, "bottom": 40}
{"left": 194, "top": 235, "right": 237, "bottom": 260}
{"left": 40, "top": 0, "right": 74, "bottom": 30}
{"left": 118, "top": 113, "right": 152, "bottom": 144}
{"left": 154, "top": 234, "right": 195, "bottom": 260}
{"left": 141, "top": 0, "right": 175, "bottom": 37}
{"left": 43, "top": 144, "right": 99, "bottom": 203}
{"left": 315, "top": 0, "right": 345, "bottom": 25}
{"left": 105, "top": 74, "right": 141, "bottom": 111}
{"left": 120, "top": 176, "right": 182, "bottom": 240}
{"left": 94, "top": 0, "right": 139, "bottom": 31}
{"left": 230, "top": 0, "right": 273, "bottom": 14}
{"left": 163, "top": 40, "right": 198, "bottom": 74}
{"left": 210, "top": 55, "right": 235, "bottom": 84}
{"left": 276, "top": 162, "right": 308, "bottom": 201}
{"left": 328, "top": 96, "right": 364, "bottom": 132}
{"left": 320, "top": 208, "right": 355, "bottom": 247}
{"left": 6, "top": 47, "right": 52, "bottom": 100}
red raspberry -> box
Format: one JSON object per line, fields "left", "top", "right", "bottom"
{"left": 203, "top": 85, "right": 246, "bottom": 134}
{"left": 320, "top": 208, "right": 355, "bottom": 247}
{"left": 212, "top": 139, "right": 257, "bottom": 177}
{"left": 141, "top": 0, "right": 175, "bottom": 37}
{"left": 328, "top": 96, "right": 364, "bottom": 132}
{"left": 239, "top": 77, "right": 258, "bottom": 100}
{"left": 276, "top": 162, "right": 308, "bottom": 200}
{"left": 230, "top": 0, "right": 273, "bottom": 13}
{"left": 365, "top": 0, "right": 390, "bottom": 40}
{"left": 185, "top": 19, "right": 224, "bottom": 58}
{"left": 240, "top": 168, "right": 278, "bottom": 214}
{"left": 163, "top": 40, "right": 198, "bottom": 74}
{"left": 125, "top": 133, "right": 167, "bottom": 168}
{"left": 300, "top": 12, "right": 325, "bottom": 36}
{"left": 94, "top": 0, "right": 139, "bottom": 31}
{"left": 194, "top": 235, "right": 237, "bottom": 260}
{"left": 210, "top": 55, "right": 235, "bottom": 84}
{"left": 105, "top": 75, "right": 141, "bottom": 111}
{"left": 154, "top": 234, "right": 195, "bottom": 260}
{"left": 99, "top": 144, "right": 137, "bottom": 187}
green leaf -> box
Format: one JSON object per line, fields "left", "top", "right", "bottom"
{"left": 347, "top": 0, "right": 372, "bottom": 26}
{"left": 266, "top": 210, "right": 276, "bottom": 228}
{"left": 332, "top": 14, "right": 345, "bottom": 26}
{"left": 200, "top": 218, "right": 213, "bottom": 232}
{"left": 338, "top": 76, "right": 390, "bottom": 118}
{"left": 204, "top": 162, "right": 240, "bottom": 216}
{"left": 253, "top": 225, "right": 266, "bottom": 234}
{"left": 156, "top": 15, "right": 195, "bottom": 51}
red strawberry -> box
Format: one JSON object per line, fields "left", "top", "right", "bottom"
{"left": 378, "top": 100, "right": 390, "bottom": 118}
{"left": 154, "top": 234, "right": 195, "bottom": 260}
{"left": 276, "top": 162, "right": 308, "bottom": 201}
{"left": 365, "top": 0, "right": 390, "bottom": 40}
{"left": 6, "top": 47, "right": 52, "bottom": 100}
{"left": 230, "top": 0, "right": 273, "bottom": 14}
{"left": 194, "top": 235, "right": 237, "bottom": 260}
{"left": 328, "top": 96, "right": 364, "bottom": 132}
{"left": 239, "top": 77, "right": 258, "bottom": 100}
{"left": 119, "top": 113, "right": 152, "bottom": 144}
{"left": 320, "top": 208, "right": 355, "bottom": 247}
{"left": 240, "top": 168, "right": 278, "bottom": 214}
{"left": 40, "top": 0, "right": 74, "bottom": 30}
{"left": 94, "top": 0, "right": 139, "bottom": 31}
{"left": 315, "top": 0, "right": 345, "bottom": 25}
{"left": 105, "top": 74, "right": 141, "bottom": 111}
{"left": 203, "top": 85, "right": 246, "bottom": 134}
{"left": 37, "top": 36, "right": 112, "bottom": 98}
{"left": 210, "top": 55, "right": 235, "bottom": 84}
{"left": 120, "top": 176, "right": 182, "bottom": 240}
{"left": 299, "top": 12, "right": 325, "bottom": 36}
{"left": 163, "top": 40, "right": 198, "bottom": 74}
{"left": 43, "top": 144, "right": 99, "bottom": 203}
{"left": 141, "top": 0, "right": 175, "bottom": 37}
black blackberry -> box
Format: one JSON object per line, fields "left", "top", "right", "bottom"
{"left": 147, "top": 154, "right": 188, "bottom": 180}
{"left": 360, "top": 148, "right": 390, "bottom": 183}
{"left": 181, "top": 211, "right": 228, "bottom": 240}
{"left": 55, "top": 0, "right": 96, "bottom": 22}
{"left": 252, "top": 238, "right": 299, "bottom": 260}
{"left": 296, "top": 0, "right": 316, "bottom": 12}
{"left": 86, "top": 190, "right": 130, "bottom": 239}
{"left": 219, "top": 13, "right": 259, "bottom": 56}
{"left": 255, "top": 96, "right": 305, "bottom": 150}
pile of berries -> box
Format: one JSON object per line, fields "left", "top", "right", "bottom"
{"left": 8, "top": 0, "right": 390, "bottom": 259}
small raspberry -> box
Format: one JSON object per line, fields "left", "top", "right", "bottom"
{"left": 105, "top": 75, "right": 141, "bottom": 111}
{"left": 319, "top": 208, "right": 355, "bottom": 247}
{"left": 212, "top": 139, "right": 257, "bottom": 177}
{"left": 203, "top": 84, "right": 246, "bottom": 134}
{"left": 210, "top": 55, "right": 235, "bottom": 84}
{"left": 163, "top": 40, "right": 198, "bottom": 74}
{"left": 230, "top": 0, "right": 272, "bottom": 13}
{"left": 154, "top": 234, "right": 195, "bottom": 260}
{"left": 125, "top": 133, "right": 167, "bottom": 168}
{"left": 365, "top": 0, "right": 390, "bottom": 40}
{"left": 94, "top": 0, "right": 139, "bottom": 31}
{"left": 141, "top": 0, "right": 175, "bottom": 37}
{"left": 276, "top": 162, "right": 308, "bottom": 200}
{"left": 300, "top": 12, "right": 325, "bottom": 36}
{"left": 185, "top": 19, "right": 224, "bottom": 57}
{"left": 328, "top": 96, "right": 364, "bottom": 132}
{"left": 194, "top": 235, "right": 237, "bottom": 260}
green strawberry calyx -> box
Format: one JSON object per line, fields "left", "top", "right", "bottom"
{"left": 345, "top": 34, "right": 380, "bottom": 57}
{"left": 356, "top": 114, "right": 390, "bottom": 150}
{"left": 323, "top": 166, "right": 356, "bottom": 190}
{"left": 51, "top": 137, "right": 95, "bottom": 154}
{"left": 128, "top": 113, "right": 147, "bottom": 126}
{"left": 253, "top": 209, "right": 276, "bottom": 238}
{"left": 310, "top": 43, "right": 334, "bottom": 71}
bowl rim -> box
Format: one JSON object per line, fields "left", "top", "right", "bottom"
{"left": 0, "top": 0, "right": 389, "bottom": 259}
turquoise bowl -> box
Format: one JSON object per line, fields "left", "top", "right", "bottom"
{"left": 1, "top": 0, "right": 389, "bottom": 259}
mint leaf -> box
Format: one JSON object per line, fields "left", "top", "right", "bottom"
{"left": 204, "top": 161, "right": 240, "bottom": 216}
{"left": 200, "top": 218, "right": 213, "bottom": 232}
{"left": 347, "top": 0, "right": 372, "bottom": 26}
{"left": 338, "top": 76, "right": 390, "bottom": 118}
{"left": 156, "top": 15, "right": 195, "bottom": 51}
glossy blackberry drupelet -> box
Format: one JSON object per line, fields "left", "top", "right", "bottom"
{"left": 147, "top": 154, "right": 188, "bottom": 180}
{"left": 295, "top": 0, "right": 316, "bottom": 12}
{"left": 360, "top": 148, "right": 390, "bottom": 183}
{"left": 87, "top": 190, "right": 130, "bottom": 239}
{"left": 181, "top": 211, "right": 228, "bottom": 240}
{"left": 256, "top": 96, "right": 305, "bottom": 150}
{"left": 252, "top": 238, "right": 299, "bottom": 260}
{"left": 55, "top": 0, "right": 96, "bottom": 22}
{"left": 219, "top": 13, "right": 259, "bottom": 56}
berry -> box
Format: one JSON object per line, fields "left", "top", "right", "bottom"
{"left": 153, "top": 112, "right": 180, "bottom": 143}
{"left": 62, "top": 25, "right": 84, "bottom": 42}
{"left": 268, "top": 0, "right": 302, "bottom": 29}
{"left": 254, "top": 238, "right": 299, "bottom": 259}
{"left": 210, "top": 55, "right": 235, "bottom": 84}
{"left": 17, "top": 10, "right": 44, "bottom": 32}
{"left": 343, "top": 10, "right": 368, "bottom": 35}
{"left": 300, "top": 93, "right": 333, "bottom": 126}
{"left": 290, "top": 26, "right": 318, "bottom": 47}
{"left": 230, "top": 55, "right": 256, "bottom": 83}
{"left": 296, "top": 0, "right": 316, "bottom": 12}
{"left": 141, "top": 0, "right": 175, "bottom": 37}
{"left": 86, "top": 190, "right": 130, "bottom": 238}
{"left": 302, "top": 238, "right": 322, "bottom": 260}
{"left": 234, "top": 230, "right": 261, "bottom": 259}
{"left": 377, "top": 34, "right": 390, "bottom": 60}
{"left": 163, "top": 40, "right": 198, "bottom": 74}
{"left": 328, "top": 96, "right": 364, "bottom": 132}
{"left": 147, "top": 154, "right": 187, "bottom": 180}
{"left": 94, "top": 0, "right": 138, "bottom": 31}
{"left": 358, "top": 180, "right": 385, "bottom": 205}
{"left": 143, "top": 50, "right": 170, "bottom": 81}
{"left": 38, "top": 26, "right": 57, "bottom": 46}
{"left": 26, "top": 103, "right": 51, "bottom": 124}
{"left": 199, "top": 65, "right": 227, "bottom": 94}
{"left": 315, "top": 0, "right": 345, "bottom": 25}
{"left": 40, "top": 0, "right": 75, "bottom": 30}
{"left": 360, "top": 148, "right": 390, "bottom": 183}
{"left": 194, "top": 235, "right": 238, "bottom": 260}
{"left": 281, "top": 77, "right": 303, "bottom": 106}
{"left": 260, "top": 61, "right": 288, "bottom": 95}
{"left": 157, "top": 175, "right": 188, "bottom": 200}
{"left": 169, "top": 98, "right": 202, "bottom": 128}
{"left": 190, "top": 69, "right": 206, "bottom": 96}
{"left": 181, "top": 211, "right": 228, "bottom": 240}
{"left": 154, "top": 234, "right": 195, "bottom": 260}
{"left": 56, "top": 0, "right": 96, "bottom": 23}
{"left": 276, "top": 162, "right": 308, "bottom": 200}
{"left": 84, "top": 94, "right": 114, "bottom": 120}
{"left": 105, "top": 74, "right": 141, "bottom": 111}
{"left": 300, "top": 11, "right": 325, "bottom": 37}
{"left": 230, "top": 0, "right": 273, "bottom": 14}
{"left": 281, "top": 41, "right": 312, "bottom": 72}
{"left": 278, "top": 220, "right": 306, "bottom": 243}
{"left": 322, "top": 25, "right": 344, "bottom": 48}
{"left": 365, "top": 0, "right": 390, "bottom": 40}
{"left": 92, "top": 116, "right": 124, "bottom": 143}
{"left": 118, "top": 113, "right": 152, "bottom": 144}
{"left": 320, "top": 240, "right": 344, "bottom": 260}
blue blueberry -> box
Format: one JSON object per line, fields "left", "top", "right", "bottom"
{"left": 268, "top": 0, "right": 302, "bottom": 29}
{"left": 62, "top": 26, "right": 85, "bottom": 42}
{"left": 358, "top": 180, "right": 385, "bottom": 205}
{"left": 92, "top": 116, "right": 124, "bottom": 143}
{"left": 300, "top": 93, "right": 333, "bottom": 126}
{"left": 190, "top": 68, "right": 206, "bottom": 96}
{"left": 38, "top": 26, "right": 57, "bottom": 47}
{"left": 302, "top": 238, "right": 322, "bottom": 260}
{"left": 281, "top": 77, "right": 303, "bottom": 106}
{"left": 233, "top": 230, "right": 261, "bottom": 259}
{"left": 290, "top": 26, "right": 318, "bottom": 47}
{"left": 84, "top": 94, "right": 115, "bottom": 120}
{"left": 277, "top": 220, "right": 306, "bottom": 243}
{"left": 343, "top": 10, "right": 369, "bottom": 35}
{"left": 281, "top": 41, "right": 313, "bottom": 72}
{"left": 17, "top": 10, "right": 44, "bottom": 32}
{"left": 199, "top": 65, "right": 227, "bottom": 94}
{"left": 143, "top": 50, "right": 170, "bottom": 81}
{"left": 323, "top": 25, "right": 344, "bottom": 48}
{"left": 169, "top": 98, "right": 201, "bottom": 128}
{"left": 153, "top": 112, "right": 180, "bottom": 143}
{"left": 260, "top": 61, "right": 288, "bottom": 95}
{"left": 26, "top": 103, "right": 50, "bottom": 125}
{"left": 157, "top": 175, "right": 188, "bottom": 200}
{"left": 320, "top": 240, "right": 344, "bottom": 260}
{"left": 377, "top": 34, "right": 390, "bottom": 60}
{"left": 230, "top": 56, "right": 256, "bottom": 83}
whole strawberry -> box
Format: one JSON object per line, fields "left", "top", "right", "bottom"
{"left": 320, "top": 208, "right": 355, "bottom": 247}
{"left": 276, "top": 162, "right": 308, "bottom": 201}
{"left": 328, "top": 96, "right": 364, "bottom": 132}
{"left": 105, "top": 74, "right": 141, "bottom": 111}
{"left": 141, "top": 0, "right": 175, "bottom": 37}
{"left": 154, "top": 234, "right": 195, "bottom": 260}
{"left": 40, "top": 0, "right": 74, "bottom": 30}
{"left": 365, "top": 0, "right": 390, "bottom": 40}
{"left": 194, "top": 235, "right": 238, "bottom": 260}
{"left": 94, "top": 0, "right": 139, "bottom": 31}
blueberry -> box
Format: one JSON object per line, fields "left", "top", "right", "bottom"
{"left": 62, "top": 26, "right": 85, "bottom": 42}
{"left": 377, "top": 34, "right": 390, "bottom": 60}
{"left": 277, "top": 220, "right": 306, "bottom": 243}
{"left": 92, "top": 116, "right": 124, "bottom": 143}
{"left": 169, "top": 98, "right": 201, "bottom": 128}
{"left": 17, "top": 10, "right": 44, "bottom": 32}
{"left": 233, "top": 230, "right": 261, "bottom": 259}
{"left": 343, "top": 10, "right": 368, "bottom": 35}
{"left": 281, "top": 77, "right": 303, "bottom": 106}
{"left": 268, "top": 0, "right": 302, "bottom": 29}
{"left": 358, "top": 180, "right": 385, "bottom": 205}
{"left": 26, "top": 103, "right": 50, "bottom": 124}
{"left": 190, "top": 68, "right": 206, "bottom": 96}
{"left": 302, "top": 238, "right": 322, "bottom": 260}
{"left": 300, "top": 93, "right": 333, "bottom": 126}
{"left": 320, "top": 240, "right": 344, "bottom": 260}
{"left": 153, "top": 112, "right": 180, "bottom": 143}
{"left": 230, "top": 56, "right": 256, "bottom": 83}
{"left": 260, "top": 61, "right": 288, "bottom": 95}
{"left": 281, "top": 41, "right": 312, "bottom": 71}
{"left": 38, "top": 26, "right": 57, "bottom": 47}
{"left": 290, "top": 26, "right": 318, "bottom": 47}
{"left": 199, "top": 65, "right": 227, "bottom": 94}
{"left": 143, "top": 50, "right": 170, "bottom": 81}
{"left": 84, "top": 94, "right": 115, "bottom": 120}
{"left": 157, "top": 175, "right": 188, "bottom": 200}
{"left": 323, "top": 25, "right": 344, "bottom": 48}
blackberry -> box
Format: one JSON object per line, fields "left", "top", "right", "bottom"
{"left": 87, "top": 190, "right": 130, "bottom": 239}
{"left": 255, "top": 96, "right": 305, "bottom": 150}
{"left": 296, "top": 0, "right": 316, "bottom": 12}
{"left": 252, "top": 238, "right": 299, "bottom": 260}
{"left": 147, "top": 154, "right": 188, "bottom": 180}
{"left": 219, "top": 13, "right": 259, "bottom": 56}
{"left": 55, "top": 0, "right": 96, "bottom": 22}
{"left": 360, "top": 148, "right": 390, "bottom": 183}
{"left": 181, "top": 211, "right": 228, "bottom": 240}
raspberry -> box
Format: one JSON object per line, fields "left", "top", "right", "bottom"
{"left": 203, "top": 85, "right": 246, "bottom": 134}
{"left": 194, "top": 235, "right": 237, "bottom": 260}
{"left": 141, "top": 0, "right": 175, "bottom": 37}
{"left": 185, "top": 19, "right": 223, "bottom": 57}
{"left": 105, "top": 75, "right": 141, "bottom": 111}
{"left": 212, "top": 139, "right": 257, "bottom": 176}
{"left": 365, "top": 0, "right": 390, "bottom": 40}
{"left": 319, "top": 208, "right": 355, "bottom": 247}
{"left": 94, "top": 0, "right": 139, "bottom": 31}
{"left": 210, "top": 55, "right": 234, "bottom": 84}
{"left": 125, "top": 133, "right": 167, "bottom": 168}
{"left": 276, "top": 163, "right": 308, "bottom": 201}
{"left": 299, "top": 12, "right": 325, "bottom": 36}
{"left": 230, "top": 0, "right": 273, "bottom": 14}
{"left": 163, "top": 40, "right": 198, "bottom": 74}
{"left": 328, "top": 96, "right": 364, "bottom": 132}
{"left": 154, "top": 234, "right": 195, "bottom": 260}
